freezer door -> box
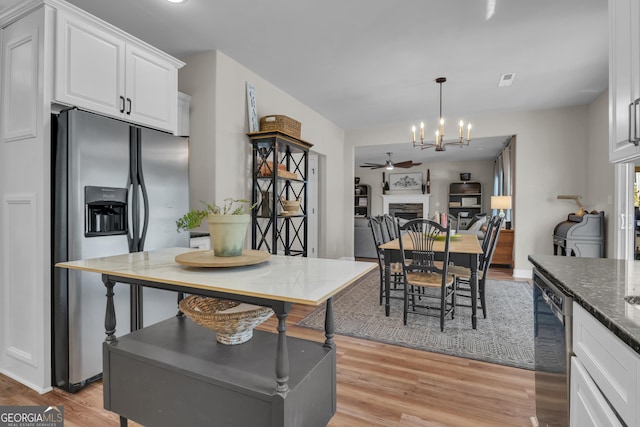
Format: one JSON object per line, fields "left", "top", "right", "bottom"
{"left": 65, "top": 110, "right": 132, "bottom": 385}
{"left": 138, "top": 127, "right": 189, "bottom": 327}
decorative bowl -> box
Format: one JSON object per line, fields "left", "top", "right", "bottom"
{"left": 179, "top": 296, "right": 273, "bottom": 345}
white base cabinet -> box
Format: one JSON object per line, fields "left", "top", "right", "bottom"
{"left": 570, "top": 357, "right": 624, "bottom": 427}
{"left": 572, "top": 303, "right": 640, "bottom": 426}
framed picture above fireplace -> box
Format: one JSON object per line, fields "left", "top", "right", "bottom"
{"left": 389, "top": 172, "right": 422, "bottom": 191}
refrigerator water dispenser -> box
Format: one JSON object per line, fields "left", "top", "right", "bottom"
{"left": 85, "top": 186, "right": 128, "bottom": 236}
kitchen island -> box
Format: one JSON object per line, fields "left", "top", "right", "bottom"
{"left": 57, "top": 247, "right": 376, "bottom": 427}
{"left": 529, "top": 254, "right": 640, "bottom": 426}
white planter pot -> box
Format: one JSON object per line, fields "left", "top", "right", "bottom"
{"left": 206, "top": 214, "right": 250, "bottom": 257}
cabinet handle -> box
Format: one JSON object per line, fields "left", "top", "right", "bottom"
{"left": 634, "top": 98, "right": 640, "bottom": 146}
{"left": 120, "top": 96, "right": 125, "bottom": 113}
{"left": 126, "top": 98, "right": 132, "bottom": 115}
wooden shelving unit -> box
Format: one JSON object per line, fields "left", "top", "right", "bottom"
{"left": 354, "top": 184, "right": 371, "bottom": 218}
{"left": 248, "top": 131, "right": 312, "bottom": 256}
{"left": 449, "top": 181, "right": 482, "bottom": 228}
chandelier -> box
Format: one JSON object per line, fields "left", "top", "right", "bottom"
{"left": 411, "top": 77, "right": 472, "bottom": 151}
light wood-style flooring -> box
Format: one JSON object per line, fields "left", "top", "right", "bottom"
{"left": 0, "top": 266, "right": 534, "bottom": 426}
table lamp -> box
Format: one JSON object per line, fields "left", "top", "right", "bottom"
{"left": 491, "top": 195, "right": 512, "bottom": 220}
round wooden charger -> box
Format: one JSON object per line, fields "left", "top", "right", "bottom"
{"left": 175, "top": 250, "right": 270, "bottom": 267}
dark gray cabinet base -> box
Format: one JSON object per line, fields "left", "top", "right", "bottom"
{"left": 103, "top": 317, "right": 336, "bottom": 427}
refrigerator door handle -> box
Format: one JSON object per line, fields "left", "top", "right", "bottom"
{"left": 128, "top": 130, "right": 140, "bottom": 252}
{"left": 138, "top": 158, "right": 150, "bottom": 251}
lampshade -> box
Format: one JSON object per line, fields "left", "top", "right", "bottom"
{"left": 491, "top": 196, "right": 512, "bottom": 210}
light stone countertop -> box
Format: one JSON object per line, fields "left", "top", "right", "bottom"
{"left": 57, "top": 247, "right": 377, "bottom": 306}
{"left": 529, "top": 254, "right": 640, "bottom": 355}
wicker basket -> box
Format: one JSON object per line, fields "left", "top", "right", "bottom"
{"left": 281, "top": 197, "right": 301, "bottom": 213}
{"left": 179, "top": 296, "right": 273, "bottom": 345}
{"left": 259, "top": 115, "right": 301, "bottom": 138}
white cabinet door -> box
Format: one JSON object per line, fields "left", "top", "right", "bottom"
{"left": 54, "top": 9, "right": 125, "bottom": 118}
{"left": 609, "top": 0, "right": 640, "bottom": 162}
{"left": 125, "top": 44, "right": 176, "bottom": 132}
{"left": 573, "top": 303, "right": 639, "bottom": 426}
{"left": 570, "top": 357, "right": 623, "bottom": 427}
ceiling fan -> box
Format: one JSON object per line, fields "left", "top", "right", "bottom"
{"left": 359, "top": 152, "right": 422, "bottom": 170}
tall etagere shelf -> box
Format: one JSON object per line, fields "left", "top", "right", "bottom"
{"left": 248, "top": 131, "right": 312, "bottom": 256}
{"left": 354, "top": 184, "right": 371, "bottom": 218}
{"left": 448, "top": 181, "right": 482, "bottom": 228}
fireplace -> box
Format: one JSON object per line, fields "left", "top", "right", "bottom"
{"left": 381, "top": 194, "right": 430, "bottom": 219}
{"left": 388, "top": 203, "right": 423, "bottom": 220}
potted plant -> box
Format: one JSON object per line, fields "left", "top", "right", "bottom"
{"left": 176, "top": 198, "right": 256, "bottom": 257}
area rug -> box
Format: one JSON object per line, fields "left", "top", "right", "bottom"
{"left": 296, "top": 270, "right": 534, "bottom": 370}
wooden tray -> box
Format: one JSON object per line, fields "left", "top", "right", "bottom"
{"left": 175, "top": 250, "right": 270, "bottom": 268}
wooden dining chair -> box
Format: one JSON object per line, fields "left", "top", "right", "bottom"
{"left": 449, "top": 215, "right": 503, "bottom": 318}
{"left": 383, "top": 214, "right": 398, "bottom": 240}
{"left": 396, "top": 218, "right": 456, "bottom": 331}
{"left": 369, "top": 216, "right": 403, "bottom": 305}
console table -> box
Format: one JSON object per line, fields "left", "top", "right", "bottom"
{"left": 491, "top": 229, "right": 514, "bottom": 267}
{"left": 56, "top": 247, "right": 375, "bottom": 427}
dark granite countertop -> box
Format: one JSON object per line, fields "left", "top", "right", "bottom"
{"left": 528, "top": 254, "right": 640, "bottom": 355}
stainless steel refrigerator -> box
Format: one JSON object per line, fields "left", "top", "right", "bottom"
{"left": 52, "top": 109, "right": 189, "bottom": 392}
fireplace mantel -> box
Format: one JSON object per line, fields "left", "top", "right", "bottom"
{"left": 381, "top": 194, "right": 430, "bottom": 218}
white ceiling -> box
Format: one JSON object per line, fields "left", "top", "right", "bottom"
{"left": 0, "top": 0, "right": 608, "bottom": 165}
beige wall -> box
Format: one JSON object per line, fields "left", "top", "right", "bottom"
{"left": 346, "top": 100, "right": 609, "bottom": 277}
{"left": 585, "top": 90, "right": 615, "bottom": 257}
{"left": 179, "top": 50, "right": 347, "bottom": 258}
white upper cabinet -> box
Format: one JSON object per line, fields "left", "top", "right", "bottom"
{"left": 54, "top": 7, "right": 182, "bottom": 133}
{"left": 609, "top": 0, "right": 640, "bottom": 162}
{"left": 125, "top": 44, "right": 177, "bottom": 131}
{"left": 54, "top": 9, "right": 125, "bottom": 119}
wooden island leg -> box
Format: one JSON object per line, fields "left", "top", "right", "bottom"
{"left": 273, "top": 302, "right": 293, "bottom": 395}
{"left": 102, "top": 275, "right": 117, "bottom": 342}
{"left": 324, "top": 297, "right": 335, "bottom": 350}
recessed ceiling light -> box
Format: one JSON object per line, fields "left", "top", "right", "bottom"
{"left": 167, "top": 0, "right": 186, "bottom": 3}
{"left": 498, "top": 73, "right": 516, "bottom": 87}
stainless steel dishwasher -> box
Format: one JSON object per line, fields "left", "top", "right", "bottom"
{"left": 533, "top": 268, "right": 573, "bottom": 427}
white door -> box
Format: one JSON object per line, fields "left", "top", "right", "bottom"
{"left": 307, "top": 154, "right": 319, "bottom": 257}
{"left": 614, "top": 162, "right": 634, "bottom": 260}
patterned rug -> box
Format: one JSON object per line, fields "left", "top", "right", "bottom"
{"left": 296, "top": 270, "right": 534, "bottom": 370}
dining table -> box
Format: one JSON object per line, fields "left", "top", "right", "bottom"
{"left": 379, "top": 232, "right": 484, "bottom": 329}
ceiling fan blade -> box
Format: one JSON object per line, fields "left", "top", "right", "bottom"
{"left": 359, "top": 164, "right": 384, "bottom": 168}
{"left": 393, "top": 161, "right": 415, "bottom": 168}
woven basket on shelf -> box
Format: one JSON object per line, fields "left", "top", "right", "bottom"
{"left": 179, "top": 296, "right": 274, "bottom": 345}
{"left": 259, "top": 115, "right": 301, "bottom": 138}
